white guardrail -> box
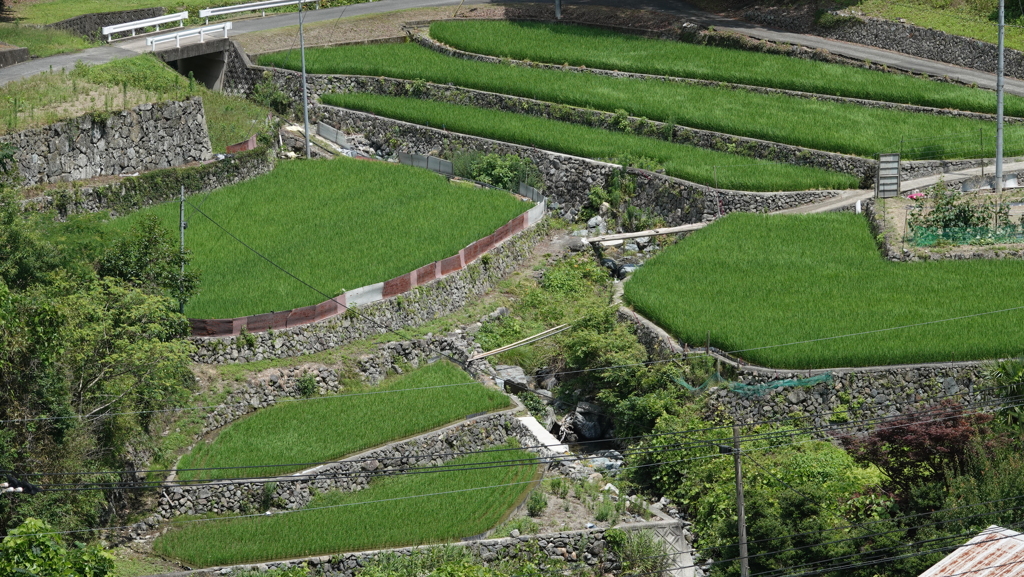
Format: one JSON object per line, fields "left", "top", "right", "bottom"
{"left": 199, "top": 0, "right": 319, "bottom": 24}
{"left": 147, "top": 22, "right": 233, "bottom": 51}
{"left": 101, "top": 11, "right": 189, "bottom": 42}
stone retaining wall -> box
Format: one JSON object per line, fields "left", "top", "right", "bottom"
{"left": 22, "top": 146, "right": 274, "bottom": 219}
{"left": 143, "top": 522, "right": 685, "bottom": 577}
{"left": 156, "top": 412, "right": 540, "bottom": 520}
{"left": 315, "top": 73, "right": 875, "bottom": 186}
{"left": 45, "top": 7, "right": 166, "bottom": 41}
{"left": 3, "top": 97, "right": 212, "bottom": 186}
{"left": 618, "top": 307, "right": 998, "bottom": 430}
{"left": 188, "top": 218, "right": 547, "bottom": 364}
{"left": 745, "top": 8, "right": 1024, "bottom": 81}
{"left": 317, "top": 106, "right": 841, "bottom": 224}
{"left": 198, "top": 334, "right": 487, "bottom": 435}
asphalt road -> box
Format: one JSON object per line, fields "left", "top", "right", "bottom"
{"left": 2, "top": 0, "right": 1023, "bottom": 97}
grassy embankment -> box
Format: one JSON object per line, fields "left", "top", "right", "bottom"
{"left": 0, "top": 54, "right": 271, "bottom": 152}
{"left": 107, "top": 157, "right": 531, "bottom": 319}
{"left": 259, "top": 42, "right": 1024, "bottom": 159}
{"left": 156, "top": 444, "right": 538, "bottom": 566}
{"left": 322, "top": 92, "right": 859, "bottom": 192}
{"left": 624, "top": 212, "right": 1024, "bottom": 368}
{"left": 429, "top": 19, "right": 1024, "bottom": 116}
{"left": 850, "top": 0, "right": 1024, "bottom": 52}
{"left": 0, "top": 24, "right": 95, "bottom": 56}
{"left": 177, "top": 362, "right": 511, "bottom": 481}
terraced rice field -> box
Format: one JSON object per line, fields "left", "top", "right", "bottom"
{"left": 429, "top": 20, "right": 1024, "bottom": 117}
{"left": 177, "top": 362, "right": 511, "bottom": 481}
{"left": 624, "top": 212, "right": 1024, "bottom": 368}
{"left": 107, "top": 157, "right": 531, "bottom": 319}
{"left": 259, "top": 42, "right": 1024, "bottom": 159}
{"left": 323, "top": 93, "right": 860, "bottom": 191}
{"left": 154, "top": 445, "right": 539, "bottom": 566}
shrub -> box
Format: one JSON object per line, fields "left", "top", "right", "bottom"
{"left": 0, "top": 518, "right": 114, "bottom": 577}
{"left": 517, "top": 391, "right": 547, "bottom": 419}
{"left": 249, "top": 71, "right": 292, "bottom": 115}
{"left": 527, "top": 490, "right": 548, "bottom": 517}
{"left": 296, "top": 373, "right": 317, "bottom": 397}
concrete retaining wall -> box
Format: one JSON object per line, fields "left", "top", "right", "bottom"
{"left": 45, "top": 7, "right": 166, "bottom": 41}
{"left": 2, "top": 97, "right": 212, "bottom": 186}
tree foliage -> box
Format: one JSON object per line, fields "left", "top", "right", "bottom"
{"left": 840, "top": 401, "right": 989, "bottom": 493}
{"left": 0, "top": 518, "right": 113, "bottom": 577}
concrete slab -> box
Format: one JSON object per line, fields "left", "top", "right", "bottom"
{"left": 517, "top": 416, "right": 568, "bottom": 454}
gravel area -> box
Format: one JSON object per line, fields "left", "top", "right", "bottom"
{"left": 235, "top": 3, "right": 686, "bottom": 55}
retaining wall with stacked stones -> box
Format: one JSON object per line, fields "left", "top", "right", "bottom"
{"left": 317, "top": 105, "right": 841, "bottom": 224}
{"left": 745, "top": 8, "right": 1024, "bottom": 81}
{"left": 138, "top": 522, "right": 686, "bottom": 577}
{"left": 3, "top": 97, "right": 211, "bottom": 186}
{"left": 619, "top": 307, "right": 997, "bottom": 430}
{"left": 22, "top": 147, "right": 274, "bottom": 219}
{"left": 198, "top": 333, "right": 488, "bottom": 435}
{"left": 154, "top": 411, "right": 582, "bottom": 521}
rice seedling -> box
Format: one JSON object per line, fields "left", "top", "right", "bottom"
{"left": 428, "top": 20, "right": 1024, "bottom": 117}
{"left": 624, "top": 212, "right": 1024, "bottom": 368}
{"left": 176, "top": 362, "right": 511, "bottom": 481}
{"left": 105, "top": 157, "right": 531, "bottom": 319}
{"left": 154, "top": 444, "right": 538, "bottom": 566}
{"left": 260, "top": 43, "right": 1024, "bottom": 159}
{"left": 321, "top": 93, "right": 860, "bottom": 192}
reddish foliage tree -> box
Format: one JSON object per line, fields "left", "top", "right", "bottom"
{"left": 839, "top": 400, "right": 991, "bottom": 493}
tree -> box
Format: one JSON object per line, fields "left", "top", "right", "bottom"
{"left": 0, "top": 189, "right": 57, "bottom": 290}
{"left": 98, "top": 214, "right": 200, "bottom": 310}
{"left": 0, "top": 517, "right": 113, "bottom": 577}
{"left": 840, "top": 400, "right": 989, "bottom": 494}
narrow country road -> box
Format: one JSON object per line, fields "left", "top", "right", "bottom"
{"left": 3, "top": 0, "right": 1024, "bottom": 97}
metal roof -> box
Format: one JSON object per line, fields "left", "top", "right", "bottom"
{"left": 919, "top": 526, "right": 1024, "bottom": 577}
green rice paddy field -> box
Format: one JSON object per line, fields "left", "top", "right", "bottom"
{"left": 107, "top": 158, "right": 531, "bottom": 319}
{"left": 429, "top": 20, "right": 1024, "bottom": 117}
{"left": 624, "top": 213, "right": 1024, "bottom": 368}
{"left": 156, "top": 445, "right": 538, "bottom": 566}
{"left": 322, "top": 93, "right": 859, "bottom": 192}
{"left": 260, "top": 42, "right": 1024, "bottom": 159}
{"left": 177, "top": 362, "right": 510, "bottom": 481}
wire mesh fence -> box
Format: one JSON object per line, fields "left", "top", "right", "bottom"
{"left": 910, "top": 225, "right": 1024, "bottom": 247}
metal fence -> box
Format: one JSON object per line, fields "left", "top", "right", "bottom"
{"left": 397, "top": 152, "right": 454, "bottom": 176}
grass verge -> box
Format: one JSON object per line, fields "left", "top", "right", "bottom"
{"left": 0, "top": 54, "right": 272, "bottom": 152}
{"left": 261, "top": 42, "right": 1024, "bottom": 159}
{"left": 321, "top": 93, "right": 860, "bottom": 192}
{"left": 429, "top": 20, "right": 1024, "bottom": 117}
{"left": 852, "top": 0, "right": 1024, "bottom": 53}
{"left": 155, "top": 444, "right": 538, "bottom": 566}
{"left": 0, "top": 23, "right": 96, "bottom": 56}
{"left": 176, "top": 362, "right": 510, "bottom": 481}
{"left": 624, "top": 212, "right": 1024, "bottom": 368}
{"left": 107, "top": 157, "right": 530, "bottom": 319}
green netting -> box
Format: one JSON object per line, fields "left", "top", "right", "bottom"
{"left": 910, "top": 226, "right": 1024, "bottom": 247}
{"left": 676, "top": 371, "right": 833, "bottom": 397}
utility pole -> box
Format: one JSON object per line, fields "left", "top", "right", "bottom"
{"left": 733, "top": 424, "right": 750, "bottom": 577}
{"left": 179, "top": 185, "right": 186, "bottom": 315}
{"left": 298, "top": 0, "right": 311, "bottom": 159}
{"left": 997, "top": 0, "right": 1005, "bottom": 195}
{"left": 555, "top": 0, "right": 561, "bottom": 19}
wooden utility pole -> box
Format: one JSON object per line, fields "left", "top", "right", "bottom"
{"left": 733, "top": 424, "right": 750, "bottom": 577}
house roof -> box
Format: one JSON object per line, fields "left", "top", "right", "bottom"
{"left": 919, "top": 526, "right": 1024, "bottom": 577}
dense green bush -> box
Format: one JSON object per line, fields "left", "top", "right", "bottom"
{"left": 0, "top": 518, "right": 113, "bottom": 577}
